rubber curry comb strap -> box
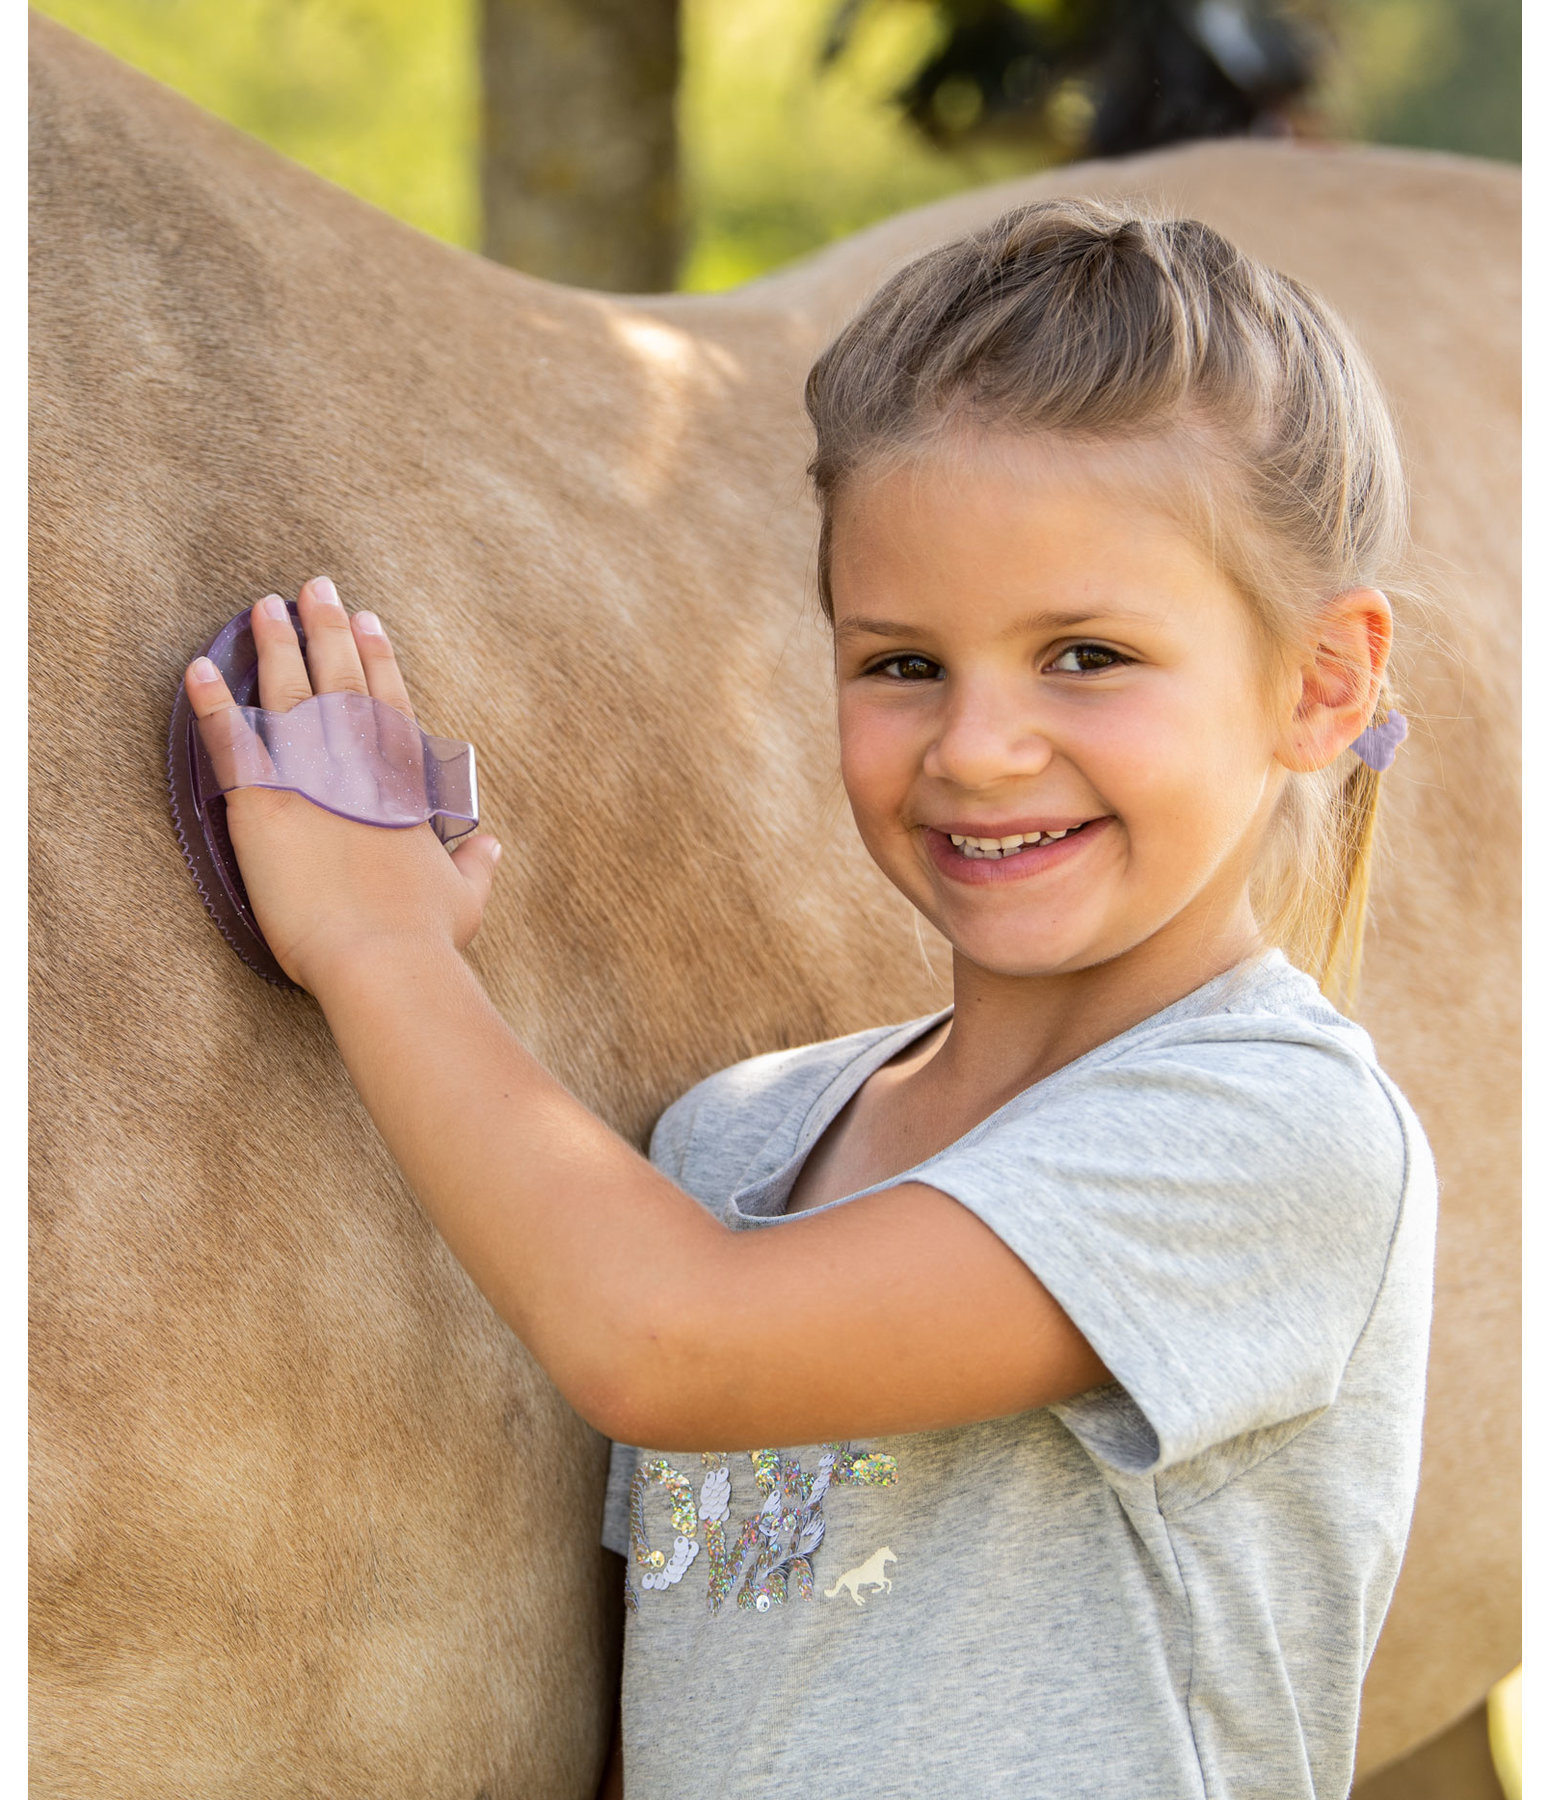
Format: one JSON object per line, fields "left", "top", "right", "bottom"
{"left": 191, "top": 692, "right": 478, "bottom": 842}
{"left": 168, "top": 600, "right": 479, "bottom": 989}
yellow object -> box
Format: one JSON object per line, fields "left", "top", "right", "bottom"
{"left": 1488, "top": 1666, "right": 1522, "bottom": 1800}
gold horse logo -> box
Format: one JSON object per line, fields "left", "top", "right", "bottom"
{"left": 823, "top": 1547, "right": 897, "bottom": 1606}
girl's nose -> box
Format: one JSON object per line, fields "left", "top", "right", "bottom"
{"left": 922, "top": 682, "right": 1056, "bottom": 790}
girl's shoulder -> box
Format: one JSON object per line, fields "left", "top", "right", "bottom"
{"left": 864, "top": 952, "right": 1433, "bottom": 1312}
{"left": 970, "top": 950, "right": 1426, "bottom": 1198}
{"left": 1105, "top": 948, "right": 1372, "bottom": 1050}
{"left": 1070, "top": 951, "right": 1409, "bottom": 1114}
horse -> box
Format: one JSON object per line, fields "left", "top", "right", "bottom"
{"left": 29, "top": 15, "right": 1518, "bottom": 1794}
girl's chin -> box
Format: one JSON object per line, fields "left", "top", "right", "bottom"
{"left": 908, "top": 902, "right": 1113, "bottom": 979}
{"left": 947, "top": 938, "right": 1105, "bottom": 982}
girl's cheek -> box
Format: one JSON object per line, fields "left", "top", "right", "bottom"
{"left": 837, "top": 699, "right": 917, "bottom": 806}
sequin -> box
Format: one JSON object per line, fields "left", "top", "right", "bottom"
{"left": 750, "top": 1447, "right": 781, "bottom": 1494}
{"left": 703, "top": 1449, "right": 856, "bottom": 1614}
{"left": 829, "top": 1444, "right": 900, "bottom": 1487}
{"left": 705, "top": 1511, "right": 762, "bottom": 1614}
{"left": 739, "top": 1563, "right": 786, "bottom": 1611}
{"left": 639, "top": 1532, "right": 701, "bottom": 1592}
{"left": 659, "top": 1534, "right": 700, "bottom": 1586}
{"left": 793, "top": 1512, "right": 826, "bottom": 1559}
{"left": 629, "top": 1458, "right": 701, "bottom": 1602}
{"left": 698, "top": 1466, "right": 731, "bottom": 1525}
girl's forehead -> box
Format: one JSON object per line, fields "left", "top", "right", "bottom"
{"left": 830, "top": 434, "right": 1228, "bottom": 599}
{"left": 834, "top": 425, "right": 1212, "bottom": 526}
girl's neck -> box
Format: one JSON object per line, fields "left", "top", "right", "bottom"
{"left": 929, "top": 906, "right": 1264, "bottom": 1105}
{"left": 785, "top": 900, "right": 1264, "bottom": 1218}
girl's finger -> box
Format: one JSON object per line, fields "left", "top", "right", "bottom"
{"left": 297, "top": 576, "right": 370, "bottom": 696}
{"left": 251, "top": 593, "right": 315, "bottom": 713}
{"left": 449, "top": 833, "right": 501, "bottom": 914}
{"left": 185, "top": 654, "right": 236, "bottom": 715}
{"left": 184, "top": 656, "right": 275, "bottom": 788}
{"left": 350, "top": 611, "right": 417, "bottom": 721}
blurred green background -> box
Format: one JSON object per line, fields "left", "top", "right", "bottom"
{"left": 29, "top": 0, "right": 1519, "bottom": 291}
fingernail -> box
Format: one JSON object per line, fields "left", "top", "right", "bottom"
{"left": 490, "top": 842, "right": 502, "bottom": 864}
{"left": 311, "top": 576, "right": 340, "bottom": 606}
{"left": 191, "top": 656, "right": 220, "bottom": 683}
{"left": 354, "top": 610, "right": 384, "bottom": 636}
{"left": 258, "top": 594, "right": 288, "bottom": 621}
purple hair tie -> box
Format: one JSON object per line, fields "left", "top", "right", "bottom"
{"left": 1350, "top": 710, "right": 1408, "bottom": 773}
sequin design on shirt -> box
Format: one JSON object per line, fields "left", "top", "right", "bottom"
{"left": 625, "top": 1443, "right": 899, "bottom": 1616}
{"left": 627, "top": 1459, "right": 701, "bottom": 1604}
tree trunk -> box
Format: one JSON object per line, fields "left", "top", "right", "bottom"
{"left": 480, "top": 0, "right": 680, "bottom": 292}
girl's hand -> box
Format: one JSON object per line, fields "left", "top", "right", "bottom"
{"left": 183, "top": 576, "right": 502, "bottom": 995}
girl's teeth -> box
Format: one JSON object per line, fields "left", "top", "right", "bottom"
{"left": 946, "top": 826, "right": 1080, "bottom": 859}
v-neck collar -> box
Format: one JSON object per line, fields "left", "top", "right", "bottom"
{"left": 719, "top": 951, "right": 1291, "bottom": 1229}
{"left": 726, "top": 1007, "right": 953, "bottom": 1222}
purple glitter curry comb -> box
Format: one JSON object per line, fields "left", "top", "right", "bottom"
{"left": 168, "top": 600, "right": 479, "bottom": 988}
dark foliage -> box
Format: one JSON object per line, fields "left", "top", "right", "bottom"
{"left": 824, "top": 0, "right": 1325, "bottom": 158}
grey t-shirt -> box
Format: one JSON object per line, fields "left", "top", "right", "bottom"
{"left": 602, "top": 953, "right": 1436, "bottom": 1799}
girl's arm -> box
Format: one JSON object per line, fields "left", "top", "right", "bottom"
{"left": 187, "top": 581, "right": 1107, "bottom": 1450}
{"left": 310, "top": 935, "right": 1105, "bottom": 1448}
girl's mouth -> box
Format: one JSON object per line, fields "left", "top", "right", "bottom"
{"left": 923, "top": 817, "right": 1109, "bottom": 883}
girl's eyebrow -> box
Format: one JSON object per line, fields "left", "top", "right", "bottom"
{"left": 835, "top": 609, "right": 1143, "bottom": 641}
{"left": 833, "top": 616, "right": 924, "bottom": 641}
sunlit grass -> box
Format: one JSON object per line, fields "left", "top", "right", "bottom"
{"left": 676, "top": 0, "right": 1036, "bottom": 290}
{"left": 35, "top": 0, "right": 480, "bottom": 247}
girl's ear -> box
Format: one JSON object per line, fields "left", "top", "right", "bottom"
{"left": 1275, "top": 587, "right": 1394, "bottom": 774}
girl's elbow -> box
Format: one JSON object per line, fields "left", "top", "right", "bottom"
{"left": 554, "top": 1305, "right": 722, "bottom": 1449}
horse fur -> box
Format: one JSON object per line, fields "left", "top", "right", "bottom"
{"left": 29, "top": 15, "right": 1518, "bottom": 1794}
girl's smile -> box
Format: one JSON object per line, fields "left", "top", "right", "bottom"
{"left": 830, "top": 432, "right": 1296, "bottom": 995}
{"left": 922, "top": 814, "right": 1113, "bottom": 882}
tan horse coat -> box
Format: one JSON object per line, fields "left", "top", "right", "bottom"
{"left": 29, "top": 15, "right": 1518, "bottom": 1795}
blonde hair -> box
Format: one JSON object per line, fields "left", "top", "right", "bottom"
{"left": 804, "top": 198, "right": 1410, "bottom": 1005}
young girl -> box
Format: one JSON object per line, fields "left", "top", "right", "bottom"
{"left": 184, "top": 199, "right": 1435, "bottom": 1799}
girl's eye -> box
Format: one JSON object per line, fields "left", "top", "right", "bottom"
{"left": 871, "top": 653, "right": 943, "bottom": 682}
{"left": 1048, "top": 643, "right": 1126, "bottom": 674}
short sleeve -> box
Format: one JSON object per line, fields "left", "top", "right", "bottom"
{"left": 647, "top": 1090, "right": 696, "bottom": 1182}
{"left": 919, "top": 1028, "right": 1408, "bottom": 1475}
